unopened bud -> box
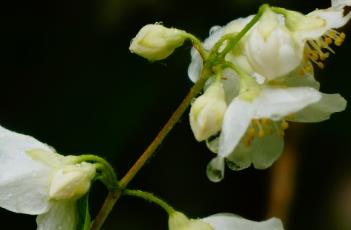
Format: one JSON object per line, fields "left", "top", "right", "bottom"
{"left": 190, "top": 81, "right": 227, "bottom": 141}
{"left": 129, "top": 23, "right": 186, "bottom": 61}
{"left": 169, "top": 211, "right": 213, "bottom": 230}
{"left": 49, "top": 162, "right": 95, "bottom": 200}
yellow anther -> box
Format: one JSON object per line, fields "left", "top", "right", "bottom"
{"left": 247, "top": 127, "right": 255, "bottom": 136}
{"left": 281, "top": 120, "right": 289, "bottom": 130}
{"left": 258, "top": 129, "right": 265, "bottom": 138}
{"left": 328, "top": 30, "right": 337, "bottom": 37}
{"left": 335, "top": 38, "right": 343, "bottom": 46}
{"left": 319, "top": 52, "right": 329, "bottom": 61}
{"left": 309, "top": 51, "right": 319, "bottom": 61}
{"left": 261, "top": 118, "right": 271, "bottom": 126}
{"left": 340, "top": 32, "right": 346, "bottom": 39}
{"left": 298, "top": 68, "right": 305, "bottom": 76}
{"left": 305, "top": 65, "right": 313, "bottom": 73}
{"left": 324, "top": 37, "right": 333, "bottom": 45}
{"left": 317, "top": 62, "right": 325, "bottom": 69}
{"left": 243, "top": 134, "right": 254, "bottom": 147}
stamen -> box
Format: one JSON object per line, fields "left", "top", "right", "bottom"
{"left": 304, "top": 29, "right": 346, "bottom": 69}
{"left": 281, "top": 120, "right": 289, "bottom": 130}
{"left": 253, "top": 119, "right": 265, "bottom": 138}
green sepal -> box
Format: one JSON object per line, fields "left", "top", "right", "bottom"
{"left": 76, "top": 193, "right": 91, "bottom": 230}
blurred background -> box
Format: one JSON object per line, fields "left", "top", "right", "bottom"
{"left": 3, "top": 0, "right": 351, "bottom": 229}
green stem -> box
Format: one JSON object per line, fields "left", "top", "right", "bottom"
{"left": 216, "top": 4, "right": 268, "bottom": 61}
{"left": 123, "top": 189, "right": 176, "bottom": 215}
{"left": 76, "top": 155, "right": 119, "bottom": 191}
{"left": 91, "top": 5, "right": 268, "bottom": 229}
{"left": 185, "top": 33, "right": 209, "bottom": 60}
{"left": 208, "top": 33, "right": 237, "bottom": 60}
{"left": 91, "top": 67, "right": 210, "bottom": 230}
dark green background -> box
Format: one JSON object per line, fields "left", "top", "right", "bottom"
{"left": 3, "top": 0, "right": 351, "bottom": 229}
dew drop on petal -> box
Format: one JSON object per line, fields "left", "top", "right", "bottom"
{"left": 209, "top": 25, "right": 221, "bottom": 35}
{"left": 206, "top": 157, "right": 225, "bottom": 183}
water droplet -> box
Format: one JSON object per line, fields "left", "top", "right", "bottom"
{"left": 207, "top": 167, "right": 223, "bottom": 183}
{"left": 209, "top": 26, "right": 221, "bottom": 35}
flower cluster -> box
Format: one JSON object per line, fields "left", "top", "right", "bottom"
{"left": 188, "top": 0, "right": 350, "bottom": 182}
{"left": 129, "top": 1, "right": 350, "bottom": 183}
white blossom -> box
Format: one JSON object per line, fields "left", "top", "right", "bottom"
{"left": 0, "top": 126, "right": 96, "bottom": 230}
{"left": 204, "top": 66, "right": 346, "bottom": 182}
{"left": 169, "top": 211, "right": 284, "bottom": 230}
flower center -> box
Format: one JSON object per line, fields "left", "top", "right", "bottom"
{"left": 242, "top": 119, "right": 289, "bottom": 146}
{"left": 304, "top": 29, "right": 346, "bottom": 69}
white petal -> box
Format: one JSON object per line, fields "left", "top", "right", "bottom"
{"left": 253, "top": 87, "right": 322, "bottom": 120}
{"left": 250, "top": 123, "right": 284, "bottom": 169}
{"left": 270, "top": 62, "right": 320, "bottom": 89}
{"left": 301, "top": 7, "right": 351, "bottom": 40}
{"left": 203, "top": 214, "right": 284, "bottom": 230}
{"left": 245, "top": 27, "right": 301, "bottom": 80}
{"left": 204, "top": 25, "right": 224, "bottom": 50}
{"left": 0, "top": 126, "right": 54, "bottom": 214}
{"left": 332, "top": 0, "right": 351, "bottom": 7}
{"left": 188, "top": 48, "right": 203, "bottom": 83}
{"left": 225, "top": 142, "right": 252, "bottom": 171}
{"left": 36, "top": 201, "right": 77, "bottom": 230}
{"left": 287, "top": 93, "right": 347, "bottom": 122}
{"left": 221, "top": 69, "right": 241, "bottom": 104}
{"left": 218, "top": 99, "right": 254, "bottom": 157}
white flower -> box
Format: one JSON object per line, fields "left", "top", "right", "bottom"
{"left": 129, "top": 23, "right": 187, "bottom": 61}
{"left": 190, "top": 81, "right": 227, "bottom": 141}
{"left": 188, "top": 1, "right": 351, "bottom": 82}
{"left": 169, "top": 211, "right": 284, "bottom": 230}
{"left": 0, "top": 126, "right": 96, "bottom": 230}
{"left": 205, "top": 67, "right": 346, "bottom": 181}
{"left": 244, "top": 8, "right": 302, "bottom": 80}
{"left": 276, "top": 0, "right": 351, "bottom": 70}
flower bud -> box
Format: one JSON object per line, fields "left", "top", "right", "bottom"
{"left": 190, "top": 81, "right": 227, "bottom": 141}
{"left": 129, "top": 23, "right": 186, "bottom": 61}
{"left": 245, "top": 8, "right": 301, "bottom": 80}
{"left": 169, "top": 212, "right": 213, "bottom": 230}
{"left": 49, "top": 162, "right": 96, "bottom": 200}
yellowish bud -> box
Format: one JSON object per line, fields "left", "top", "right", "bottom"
{"left": 129, "top": 23, "right": 186, "bottom": 61}
{"left": 169, "top": 212, "right": 213, "bottom": 230}
{"left": 190, "top": 81, "right": 227, "bottom": 141}
{"left": 49, "top": 162, "right": 96, "bottom": 200}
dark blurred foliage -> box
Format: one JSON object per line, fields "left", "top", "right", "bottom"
{"left": 2, "top": 0, "right": 351, "bottom": 229}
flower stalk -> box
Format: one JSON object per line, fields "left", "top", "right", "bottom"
{"left": 91, "top": 67, "right": 211, "bottom": 230}
{"left": 91, "top": 4, "right": 268, "bottom": 229}
{"left": 123, "top": 189, "right": 176, "bottom": 215}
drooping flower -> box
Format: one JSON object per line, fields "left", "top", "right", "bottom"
{"left": 0, "top": 125, "right": 96, "bottom": 230}
{"left": 129, "top": 23, "right": 187, "bottom": 61}
{"left": 169, "top": 211, "right": 284, "bottom": 230}
{"left": 204, "top": 65, "right": 346, "bottom": 182}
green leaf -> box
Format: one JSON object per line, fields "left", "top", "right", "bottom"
{"left": 76, "top": 193, "right": 91, "bottom": 230}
